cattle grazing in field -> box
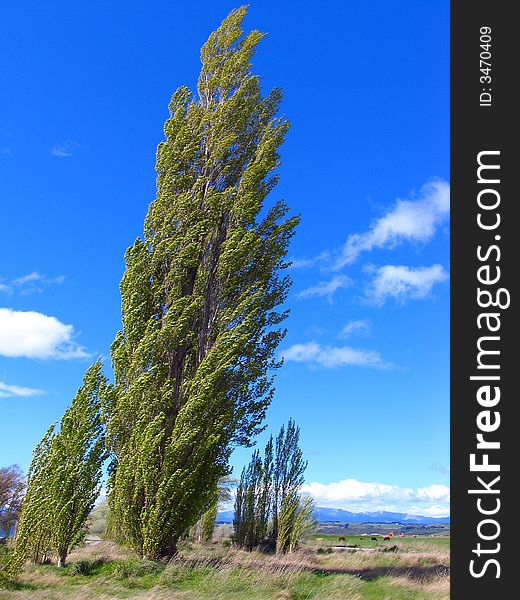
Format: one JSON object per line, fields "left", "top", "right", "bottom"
{"left": 371, "top": 536, "right": 378, "bottom": 541}
{"left": 338, "top": 536, "right": 346, "bottom": 542}
{"left": 383, "top": 535, "right": 391, "bottom": 541}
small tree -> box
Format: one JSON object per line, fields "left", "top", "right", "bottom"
{"left": 14, "top": 426, "right": 55, "bottom": 565}
{"left": 276, "top": 492, "right": 314, "bottom": 553}
{"left": 0, "top": 465, "right": 25, "bottom": 586}
{"left": 233, "top": 420, "right": 311, "bottom": 553}
{"left": 272, "top": 419, "right": 307, "bottom": 546}
{"left": 196, "top": 502, "right": 219, "bottom": 543}
{"left": 0, "top": 465, "right": 25, "bottom": 539}
{"left": 233, "top": 448, "right": 271, "bottom": 550}
{"left": 15, "top": 361, "right": 109, "bottom": 567}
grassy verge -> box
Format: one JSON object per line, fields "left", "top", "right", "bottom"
{"left": 0, "top": 536, "right": 449, "bottom": 599}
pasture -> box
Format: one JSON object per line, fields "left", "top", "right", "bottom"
{"left": 1, "top": 532, "right": 450, "bottom": 599}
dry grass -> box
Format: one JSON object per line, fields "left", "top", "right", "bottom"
{"left": 387, "top": 573, "right": 451, "bottom": 598}
{"left": 0, "top": 537, "right": 449, "bottom": 600}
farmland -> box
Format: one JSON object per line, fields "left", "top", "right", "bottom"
{"left": 1, "top": 529, "right": 449, "bottom": 599}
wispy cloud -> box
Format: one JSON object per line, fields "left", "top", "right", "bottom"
{"left": 302, "top": 478, "right": 450, "bottom": 517}
{"left": 297, "top": 275, "right": 351, "bottom": 301}
{"left": 333, "top": 180, "right": 450, "bottom": 268}
{"left": 338, "top": 319, "right": 371, "bottom": 339}
{"left": 289, "top": 251, "right": 330, "bottom": 270}
{"left": 289, "top": 180, "right": 450, "bottom": 272}
{"left": 365, "top": 264, "right": 449, "bottom": 305}
{"left": 0, "top": 307, "right": 89, "bottom": 359}
{"left": 0, "top": 272, "right": 65, "bottom": 295}
{"left": 0, "top": 381, "right": 43, "bottom": 398}
{"left": 12, "top": 272, "right": 42, "bottom": 285}
{"left": 282, "top": 341, "right": 391, "bottom": 369}
{"left": 51, "top": 140, "right": 84, "bottom": 158}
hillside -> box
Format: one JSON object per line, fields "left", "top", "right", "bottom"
{"left": 217, "top": 507, "right": 450, "bottom": 525}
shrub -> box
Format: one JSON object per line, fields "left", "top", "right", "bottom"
{"left": 68, "top": 558, "right": 106, "bottom": 576}
{"left": 112, "top": 559, "right": 164, "bottom": 579}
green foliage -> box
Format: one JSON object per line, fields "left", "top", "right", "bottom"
{"left": 13, "top": 425, "right": 56, "bottom": 567}
{"left": 106, "top": 5, "right": 298, "bottom": 560}
{"left": 276, "top": 492, "right": 314, "bottom": 554}
{"left": 67, "top": 558, "right": 107, "bottom": 577}
{"left": 200, "top": 502, "right": 219, "bottom": 543}
{"left": 234, "top": 419, "right": 312, "bottom": 553}
{"left": 233, "top": 444, "right": 272, "bottom": 550}
{"left": 111, "top": 558, "right": 164, "bottom": 579}
{"left": 0, "top": 544, "right": 20, "bottom": 587}
{"left": 14, "top": 361, "right": 109, "bottom": 567}
{"left": 271, "top": 419, "right": 307, "bottom": 546}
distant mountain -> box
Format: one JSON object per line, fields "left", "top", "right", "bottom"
{"left": 217, "top": 507, "right": 449, "bottom": 525}
{"left": 311, "top": 507, "right": 450, "bottom": 525}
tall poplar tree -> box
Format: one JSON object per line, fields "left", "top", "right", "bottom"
{"left": 107, "top": 6, "right": 298, "bottom": 560}
{"left": 15, "top": 362, "right": 108, "bottom": 567}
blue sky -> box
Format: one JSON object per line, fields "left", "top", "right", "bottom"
{"left": 0, "top": 1, "right": 449, "bottom": 517}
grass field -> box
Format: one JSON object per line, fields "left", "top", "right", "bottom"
{"left": 308, "top": 533, "right": 450, "bottom": 552}
{"left": 0, "top": 532, "right": 450, "bottom": 599}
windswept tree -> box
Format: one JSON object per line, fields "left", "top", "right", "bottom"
{"left": 276, "top": 491, "right": 314, "bottom": 554}
{"left": 191, "top": 476, "right": 235, "bottom": 543}
{"left": 192, "top": 501, "right": 219, "bottom": 544}
{"left": 14, "top": 426, "right": 56, "bottom": 565}
{"left": 106, "top": 5, "right": 298, "bottom": 561}
{"left": 233, "top": 448, "right": 270, "bottom": 550}
{"left": 234, "top": 420, "right": 312, "bottom": 553}
{"left": 15, "top": 361, "right": 108, "bottom": 567}
{"left": 271, "top": 419, "right": 307, "bottom": 545}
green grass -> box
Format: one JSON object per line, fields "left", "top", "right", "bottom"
{"left": 0, "top": 536, "right": 449, "bottom": 599}
{"left": 309, "top": 533, "right": 450, "bottom": 551}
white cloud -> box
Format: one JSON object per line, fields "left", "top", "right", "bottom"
{"left": 51, "top": 140, "right": 83, "bottom": 158}
{"left": 12, "top": 272, "right": 42, "bottom": 285}
{"left": 334, "top": 180, "right": 450, "bottom": 268}
{"left": 302, "top": 478, "right": 450, "bottom": 517}
{"left": 417, "top": 484, "right": 451, "bottom": 502}
{"left": 282, "top": 341, "right": 321, "bottom": 362}
{"left": 338, "top": 319, "right": 371, "bottom": 339}
{"left": 0, "top": 381, "right": 44, "bottom": 398}
{"left": 1, "top": 272, "right": 65, "bottom": 295}
{"left": 297, "top": 275, "right": 351, "bottom": 300}
{"left": 365, "top": 264, "right": 449, "bottom": 305}
{"left": 0, "top": 307, "right": 89, "bottom": 359}
{"left": 282, "top": 341, "right": 390, "bottom": 369}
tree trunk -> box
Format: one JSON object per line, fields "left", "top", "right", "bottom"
{"left": 57, "top": 552, "right": 67, "bottom": 568}
{"left": 165, "top": 538, "right": 178, "bottom": 562}
{"left": 144, "top": 538, "right": 178, "bottom": 563}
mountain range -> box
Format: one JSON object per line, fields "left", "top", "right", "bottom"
{"left": 217, "top": 507, "right": 450, "bottom": 525}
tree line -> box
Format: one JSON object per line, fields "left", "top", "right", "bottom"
{"left": 234, "top": 419, "right": 314, "bottom": 553}
{"left": 1, "top": 6, "right": 310, "bottom": 581}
